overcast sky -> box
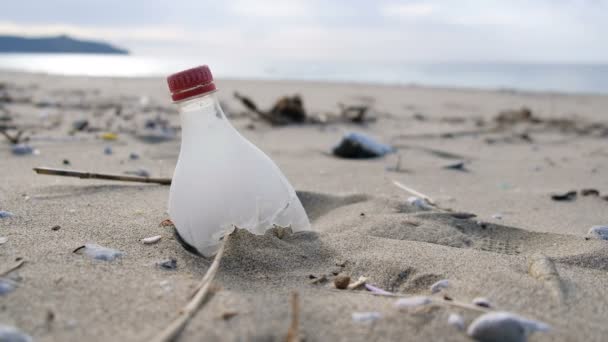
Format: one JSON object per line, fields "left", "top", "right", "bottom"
{"left": 1, "top": 0, "right": 606, "bottom": 63}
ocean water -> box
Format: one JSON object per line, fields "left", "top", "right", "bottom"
{"left": 0, "top": 53, "right": 607, "bottom": 94}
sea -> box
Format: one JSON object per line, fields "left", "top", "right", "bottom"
{"left": 0, "top": 53, "right": 607, "bottom": 94}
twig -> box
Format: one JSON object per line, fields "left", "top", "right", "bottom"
{"left": 0, "top": 259, "right": 25, "bottom": 277}
{"left": 150, "top": 234, "right": 229, "bottom": 342}
{"left": 392, "top": 180, "right": 436, "bottom": 205}
{"left": 33, "top": 167, "right": 171, "bottom": 185}
{"left": 286, "top": 292, "right": 300, "bottom": 342}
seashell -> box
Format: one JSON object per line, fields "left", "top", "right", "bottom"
{"left": 352, "top": 312, "right": 382, "bottom": 323}
{"left": 395, "top": 296, "right": 432, "bottom": 309}
{"left": 141, "top": 235, "right": 162, "bottom": 244}
{"left": 0, "top": 324, "right": 32, "bottom": 342}
{"left": 587, "top": 226, "right": 608, "bottom": 240}
{"left": 467, "top": 311, "right": 549, "bottom": 342}
{"left": 472, "top": 297, "right": 492, "bottom": 308}
{"left": 77, "top": 243, "right": 124, "bottom": 261}
{"left": 430, "top": 279, "right": 449, "bottom": 293}
{"left": 447, "top": 313, "right": 465, "bottom": 331}
{"left": 407, "top": 196, "right": 432, "bottom": 210}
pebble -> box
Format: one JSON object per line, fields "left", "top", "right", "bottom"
{"left": 104, "top": 146, "right": 113, "bottom": 155}
{"left": 0, "top": 279, "right": 16, "bottom": 296}
{"left": 0, "top": 324, "right": 32, "bottom": 342}
{"left": 447, "top": 313, "right": 465, "bottom": 331}
{"left": 394, "top": 296, "right": 432, "bottom": 309}
{"left": 407, "top": 196, "right": 433, "bottom": 210}
{"left": 63, "top": 159, "right": 71, "bottom": 165}
{"left": 79, "top": 244, "right": 124, "bottom": 261}
{"left": 467, "top": 311, "right": 549, "bottom": 342}
{"left": 332, "top": 132, "right": 394, "bottom": 159}
{"left": 11, "top": 144, "right": 34, "bottom": 156}
{"left": 0, "top": 211, "right": 14, "bottom": 218}
{"left": 51, "top": 225, "right": 61, "bottom": 231}
{"left": 472, "top": 297, "right": 492, "bottom": 308}
{"left": 587, "top": 226, "right": 608, "bottom": 240}
{"left": 157, "top": 258, "right": 177, "bottom": 270}
{"left": 352, "top": 312, "right": 382, "bottom": 323}
{"left": 0, "top": 237, "right": 7, "bottom": 244}
{"left": 430, "top": 279, "right": 449, "bottom": 293}
{"left": 334, "top": 273, "right": 351, "bottom": 289}
{"left": 141, "top": 235, "right": 162, "bottom": 244}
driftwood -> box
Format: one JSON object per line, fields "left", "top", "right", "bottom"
{"left": 33, "top": 167, "right": 171, "bottom": 185}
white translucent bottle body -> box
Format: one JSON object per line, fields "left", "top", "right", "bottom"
{"left": 169, "top": 92, "right": 311, "bottom": 256}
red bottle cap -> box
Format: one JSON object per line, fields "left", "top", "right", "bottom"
{"left": 167, "top": 65, "right": 217, "bottom": 102}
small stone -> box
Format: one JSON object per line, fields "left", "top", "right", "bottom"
{"left": 587, "top": 226, "right": 608, "bottom": 240}
{"left": 472, "top": 297, "right": 492, "bottom": 308}
{"left": 447, "top": 313, "right": 465, "bottom": 331}
{"left": 352, "top": 312, "right": 382, "bottom": 323}
{"left": 430, "top": 279, "right": 449, "bottom": 294}
{"left": 0, "top": 211, "right": 14, "bottom": 218}
{"left": 0, "top": 324, "right": 32, "bottom": 342}
{"left": 334, "top": 273, "right": 351, "bottom": 289}
{"left": 51, "top": 225, "right": 61, "bottom": 231}
{"left": 394, "top": 296, "right": 432, "bottom": 309}
{"left": 62, "top": 159, "right": 70, "bottom": 165}
{"left": 157, "top": 258, "right": 177, "bottom": 270}
{"left": 467, "top": 311, "right": 549, "bottom": 342}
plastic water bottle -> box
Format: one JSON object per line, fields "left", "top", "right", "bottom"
{"left": 166, "top": 65, "right": 311, "bottom": 256}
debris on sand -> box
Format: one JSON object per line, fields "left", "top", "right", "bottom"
{"left": 334, "top": 273, "right": 350, "bottom": 289}
{"left": 74, "top": 244, "right": 124, "bottom": 261}
{"left": 365, "top": 283, "right": 394, "bottom": 296}
{"left": 467, "top": 311, "right": 549, "bottom": 342}
{"left": 72, "top": 119, "right": 89, "bottom": 131}
{"left": 495, "top": 107, "right": 539, "bottom": 126}
{"left": 142, "top": 235, "right": 162, "bottom": 244}
{"left": 11, "top": 144, "right": 35, "bottom": 156}
{"left": 580, "top": 188, "right": 599, "bottom": 196}
{"left": 430, "top": 279, "right": 449, "bottom": 294}
{"left": 472, "top": 297, "right": 492, "bottom": 308}
{"left": 0, "top": 278, "right": 16, "bottom": 296}
{"left": 129, "top": 152, "right": 140, "bottom": 160}
{"left": 101, "top": 132, "right": 118, "bottom": 141}
{"left": 407, "top": 196, "right": 433, "bottom": 211}
{"left": 352, "top": 312, "right": 382, "bottom": 323}
{"left": 395, "top": 296, "right": 432, "bottom": 309}
{"left": 0, "top": 237, "right": 7, "bottom": 244}
{"left": 157, "top": 258, "right": 177, "bottom": 270}
{"left": 104, "top": 146, "right": 113, "bottom": 155}
{"left": 551, "top": 191, "right": 577, "bottom": 201}
{"left": 443, "top": 161, "right": 468, "bottom": 172}
{"left": 159, "top": 219, "right": 174, "bottom": 227}
{"left": 0, "top": 211, "right": 14, "bottom": 218}
{"left": 587, "top": 226, "right": 608, "bottom": 240}
{"left": 0, "top": 324, "right": 32, "bottom": 342}
{"left": 338, "top": 103, "right": 375, "bottom": 124}
{"left": 332, "top": 132, "right": 394, "bottom": 159}
{"left": 347, "top": 276, "right": 368, "bottom": 290}
{"left": 234, "top": 92, "right": 306, "bottom": 126}
{"left": 124, "top": 168, "right": 151, "bottom": 178}
{"left": 447, "top": 313, "right": 465, "bottom": 331}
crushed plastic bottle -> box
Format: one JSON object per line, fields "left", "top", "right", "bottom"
{"left": 166, "top": 65, "right": 311, "bottom": 256}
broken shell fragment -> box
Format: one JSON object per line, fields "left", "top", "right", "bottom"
{"left": 430, "top": 279, "right": 449, "bottom": 294}
{"left": 141, "top": 235, "right": 162, "bottom": 244}
{"left": 587, "top": 226, "right": 608, "bottom": 240}
{"left": 394, "top": 296, "right": 432, "bottom": 309}
{"left": 77, "top": 244, "right": 124, "bottom": 261}
{"left": 467, "top": 311, "right": 549, "bottom": 342}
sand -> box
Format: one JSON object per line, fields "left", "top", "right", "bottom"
{"left": 1, "top": 70, "right": 608, "bottom": 341}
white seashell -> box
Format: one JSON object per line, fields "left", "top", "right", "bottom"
{"left": 447, "top": 313, "right": 465, "bottom": 331}
{"left": 472, "top": 297, "right": 492, "bottom": 308}
{"left": 395, "top": 296, "right": 432, "bottom": 309}
{"left": 0, "top": 237, "right": 7, "bottom": 245}
{"left": 407, "top": 196, "right": 433, "bottom": 210}
{"left": 81, "top": 244, "right": 124, "bottom": 261}
{"left": 352, "top": 312, "right": 382, "bottom": 323}
{"left": 430, "top": 279, "right": 449, "bottom": 293}
{"left": 141, "top": 235, "right": 162, "bottom": 244}
{"left": 587, "top": 226, "right": 608, "bottom": 240}
{"left": 0, "top": 324, "right": 32, "bottom": 342}
{"left": 467, "top": 311, "right": 549, "bottom": 342}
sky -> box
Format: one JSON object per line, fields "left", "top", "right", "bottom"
{"left": 1, "top": 0, "right": 607, "bottom": 64}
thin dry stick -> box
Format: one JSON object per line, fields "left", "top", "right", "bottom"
{"left": 151, "top": 236, "right": 229, "bottom": 342}
{"left": 33, "top": 167, "right": 171, "bottom": 185}
{"left": 0, "top": 259, "right": 25, "bottom": 277}
{"left": 286, "top": 292, "right": 300, "bottom": 342}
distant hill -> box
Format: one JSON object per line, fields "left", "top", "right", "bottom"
{"left": 0, "top": 35, "right": 128, "bottom": 54}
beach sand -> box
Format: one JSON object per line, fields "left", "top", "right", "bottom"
{"left": 1, "top": 70, "right": 608, "bottom": 341}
